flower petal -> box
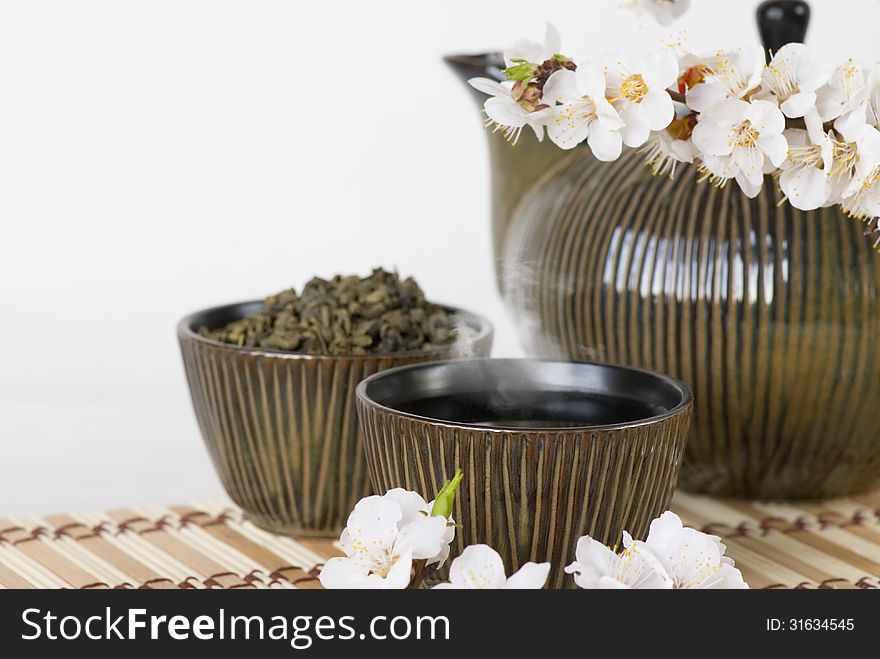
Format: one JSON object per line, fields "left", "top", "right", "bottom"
{"left": 817, "top": 85, "right": 845, "bottom": 122}
{"left": 382, "top": 550, "right": 415, "bottom": 589}
{"left": 543, "top": 22, "right": 561, "bottom": 59}
{"left": 468, "top": 77, "right": 507, "bottom": 97}
{"left": 601, "top": 50, "right": 639, "bottom": 86}
{"left": 318, "top": 557, "right": 373, "bottom": 589}
{"left": 795, "top": 54, "right": 831, "bottom": 93}
{"left": 757, "top": 132, "right": 789, "bottom": 168}
{"left": 731, "top": 147, "right": 765, "bottom": 184}
{"left": 394, "top": 514, "right": 451, "bottom": 561}
{"left": 597, "top": 576, "right": 633, "bottom": 589}
{"left": 701, "top": 153, "right": 735, "bottom": 180}
{"left": 619, "top": 104, "right": 652, "bottom": 147}
{"left": 691, "top": 119, "right": 733, "bottom": 156}
{"left": 340, "top": 495, "right": 401, "bottom": 568}
{"left": 319, "top": 554, "right": 413, "bottom": 590}
{"left": 484, "top": 96, "right": 527, "bottom": 128}
{"left": 780, "top": 164, "right": 831, "bottom": 211}
{"left": 671, "top": 138, "right": 697, "bottom": 162}
{"left": 382, "top": 489, "right": 429, "bottom": 527}
{"left": 685, "top": 82, "right": 725, "bottom": 113}
{"left": 503, "top": 38, "right": 543, "bottom": 68}
{"left": 618, "top": 540, "right": 674, "bottom": 589}
{"left": 738, "top": 46, "right": 767, "bottom": 92}
{"left": 703, "top": 98, "right": 751, "bottom": 126}
{"left": 657, "top": 527, "right": 728, "bottom": 588}
{"left": 644, "top": 510, "right": 685, "bottom": 550}
{"left": 595, "top": 97, "right": 624, "bottom": 127}
{"left": 528, "top": 117, "right": 547, "bottom": 142}
{"left": 542, "top": 69, "right": 581, "bottom": 104}
{"left": 834, "top": 104, "right": 868, "bottom": 142}
{"left": 575, "top": 62, "right": 607, "bottom": 100}
{"left": 447, "top": 545, "right": 507, "bottom": 589}
{"left": 588, "top": 122, "right": 623, "bottom": 161}
{"left": 641, "top": 90, "right": 675, "bottom": 130}
{"left": 802, "top": 108, "right": 826, "bottom": 144}
{"left": 703, "top": 563, "right": 749, "bottom": 589}
{"left": 858, "top": 125, "right": 880, "bottom": 162}
{"left": 642, "top": 50, "right": 679, "bottom": 90}
{"left": 546, "top": 103, "right": 591, "bottom": 149}
{"left": 780, "top": 91, "right": 817, "bottom": 119}
{"left": 425, "top": 516, "right": 456, "bottom": 567}
{"left": 566, "top": 534, "right": 671, "bottom": 589}
{"left": 735, "top": 171, "right": 763, "bottom": 197}
{"left": 504, "top": 562, "right": 551, "bottom": 589}
{"left": 565, "top": 536, "right": 620, "bottom": 589}
{"left": 746, "top": 99, "right": 785, "bottom": 134}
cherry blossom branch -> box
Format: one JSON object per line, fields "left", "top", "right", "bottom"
{"left": 473, "top": 23, "right": 880, "bottom": 230}
{"left": 668, "top": 89, "right": 687, "bottom": 105}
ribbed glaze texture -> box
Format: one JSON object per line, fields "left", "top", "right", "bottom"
{"left": 357, "top": 401, "right": 692, "bottom": 589}
{"left": 179, "top": 326, "right": 493, "bottom": 538}
{"left": 502, "top": 149, "right": 880, "bottom": 499}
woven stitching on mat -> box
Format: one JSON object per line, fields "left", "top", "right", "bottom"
{"left": 2, "top": 497, "right": 880, "bottom": 589}
{"left": 0, "top": 507, "right": 327, "bottom": 590}
{"left": 696, "top": 507, "right": 880, "bottom": 538}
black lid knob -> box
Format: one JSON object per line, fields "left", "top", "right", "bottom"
{"left": 757, "top": 1, "right": 810, "bottom": 60}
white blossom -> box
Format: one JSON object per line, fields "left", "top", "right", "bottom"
{"left": 816, "top": 59, "right": 870, "bottom": 139}
{"left": 760, "top": 43, "right": 830, "bottom": 119}
{"left": 468, "top": 77, "right": 550, "bottom": 143}
{"left": 474, "top": 23, "right": 880, "bottom": 227}
{"left": 565, "top": 532, "right": 672, "bottom": 589}
{"left": 641, "top": 112, "right": 698, "bottom": 177}
{"left": 829, "top": 124, "right": 880, "bottom": 203}
{"left": 842, "top": 167, "right": 880, "bottom": 219}
{"left": 643, "top": 512, "right": 748, "bottom": 589}
{"left": 433, "top": 545, "right": 550, "bottom": 589}
{"left": 566, "top": 512, "right": 748, "bottom": 589}
{"left": 779, "top": 111, "right": 834, "bottom": 210}
{"left": 541, "top": 64, "right": 625, "bottom": 159}
{"left": 691, "top": 98, "right": 788, "bottom": 197}
{"left": 503, "top": 22, "right": 561, "bottom": 68}
{"left": 319, "top": 489, "right": 453, "bottom": 589}
{"left": 602, "top": 49, "right": 679, "bottom": 147}
{"left": 837, "top": 124, "right": 880, "bottom": 219}
{"left": 684, "top": 47, "right": 765, "bottom": 113}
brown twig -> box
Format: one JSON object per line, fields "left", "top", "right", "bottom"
{"left": 668, "top": 89, "right": 687, "bottom": 105}
{"left": 409, "top": 559, "right": 426, "bottom": 590}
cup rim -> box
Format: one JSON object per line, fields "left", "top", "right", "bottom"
{"left": 177, "top": 299, "right": 494, "bottom": 361}
{"left": 356, "top": 358, "right": 694, "bottom": 433}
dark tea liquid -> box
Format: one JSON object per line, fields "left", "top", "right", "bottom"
{"left": 396, "top": 390, "right": 667, "bottom": 429}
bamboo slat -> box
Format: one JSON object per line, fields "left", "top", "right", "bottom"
{"left": 0, "top": 490, "right": 877, "bottom": 589}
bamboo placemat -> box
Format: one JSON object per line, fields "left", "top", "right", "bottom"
{"left": 1, "top": 491, "right": 878, "bottom": 589}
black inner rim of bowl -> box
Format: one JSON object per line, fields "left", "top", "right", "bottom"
{"left": 362, "top": 360, "right": 688, "bottom": 429}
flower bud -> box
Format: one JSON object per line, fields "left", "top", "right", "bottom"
{"left": 503, "top": 59, "right": 539, "bottom": 82}
{"left": 430, "top": 468, "right": 463, "bottom": 518}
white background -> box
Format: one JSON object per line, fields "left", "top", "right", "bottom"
{"left": 1, "top": 0, "right": 876, "bottom": 515}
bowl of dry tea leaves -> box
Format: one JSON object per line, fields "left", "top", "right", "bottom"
{"left": 177, "top": 268, "right": 493, "bottom": 537}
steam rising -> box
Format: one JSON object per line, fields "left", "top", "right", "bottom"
{"left": 500, "top": 229, "right": 608, "bottom": 364}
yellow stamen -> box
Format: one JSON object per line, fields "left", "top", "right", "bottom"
{"left": 619, "top": 73, "right": 648, "bottom": 103}
{"left": 728, "top": 119, "right": 759, "bottom": 149}
{"left": 697, "top": 163, "right": 729, "bottom": 188}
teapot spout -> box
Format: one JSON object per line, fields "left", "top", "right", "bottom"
{"left": 443, "top": 52, "right": 506, "bottom": 96}
{"left": 444, "top": 52, "right": 570, "bottom": 289}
